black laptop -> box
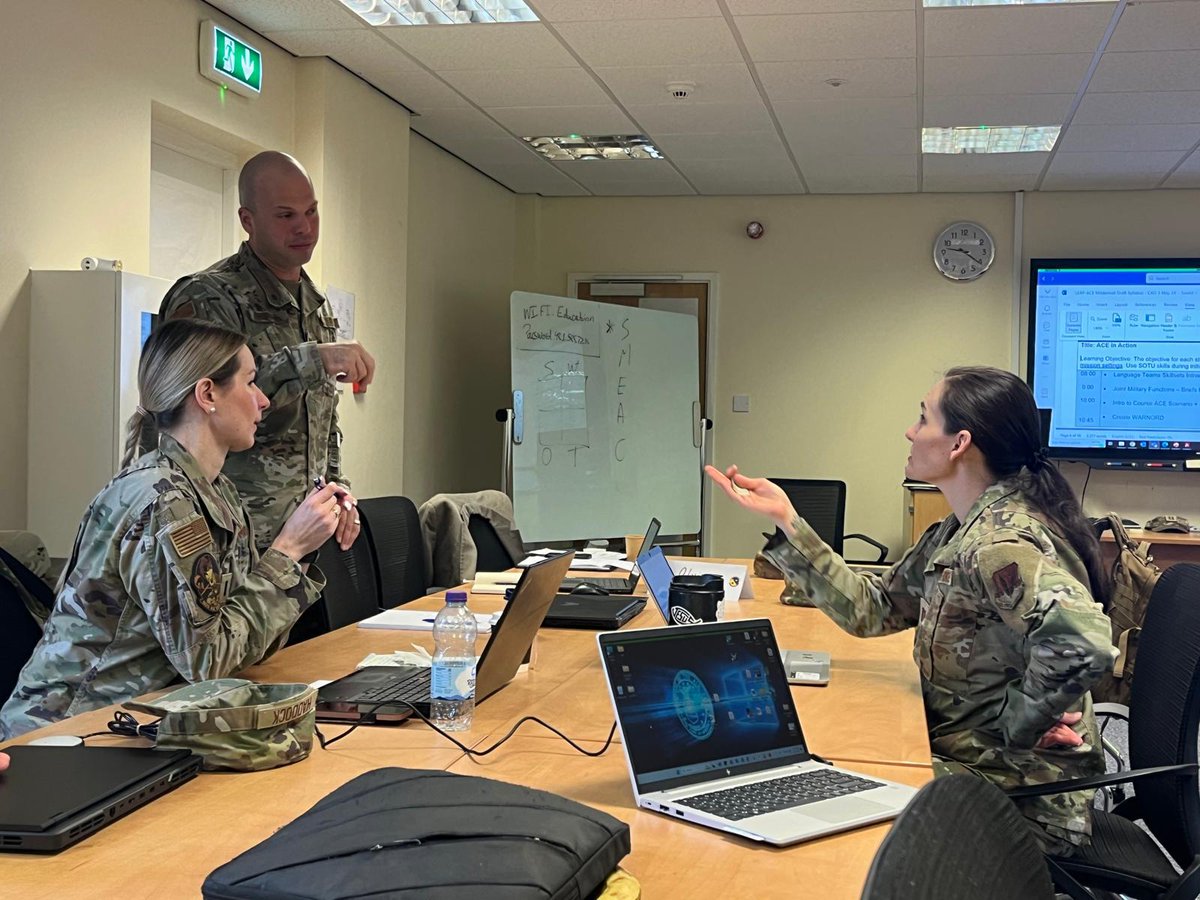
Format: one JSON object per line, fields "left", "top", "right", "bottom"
{"left": 315, "top": 552, "right": 574, "bottom": 725}
{"left": 558, "top": 518, "right": 661, "bottom": 595}
{"left": 0, "top": 745, "right": 201, "bottom": 852}
{"left": 542, "top": 594, "right": 646, "bottom": 630}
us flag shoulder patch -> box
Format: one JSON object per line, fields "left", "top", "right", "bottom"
{"left": 169, "top": 517, "right": 213, "bottom": 558}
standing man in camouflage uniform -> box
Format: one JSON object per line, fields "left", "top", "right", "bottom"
{"left": 159, "top": 151, "right": 374, "bottom": 554}
{"left": 707, "top": 366, "right": 1116, "bottom": 856}
{"left": 1, "top": 321, "right": 342, "bottom": 739}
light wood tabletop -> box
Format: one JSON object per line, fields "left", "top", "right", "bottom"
{"left": 0, "top": 561, "right": 931, "bottom": 898}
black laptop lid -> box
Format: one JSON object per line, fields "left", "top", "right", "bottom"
{"left": 599, "top": 618, "right": 811, "bottom": 794}
{"left": 544, "top": 595, "right": 645, "bottom": 628}
{"left": 0, "top": 745, "right": 195, "bottom": 833}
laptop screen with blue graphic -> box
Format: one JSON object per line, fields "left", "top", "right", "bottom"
{"left": 636, "top": 546, "right": 674, "bottom": 623}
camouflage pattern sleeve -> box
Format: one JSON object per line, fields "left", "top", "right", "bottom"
{"left": 764, "top": 515, "right": 932, "bottom": 637}
{"left": 119, "top": 490, "right": 324, "bottom": 683}
{"left": 159, "top": 278, "right": 327, "bottom": 404}
{"left": 971, "top": 532, "right": 1117, "bottom": 749}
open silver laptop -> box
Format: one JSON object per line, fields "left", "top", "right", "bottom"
{"left": 597, "top": 618, "right": 915, "bottom": 845}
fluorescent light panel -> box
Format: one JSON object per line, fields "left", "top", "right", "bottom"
{"left": 524, "top": 135, "right": 665, "bottom": 161}
{"left": 922, "top": 125, "right": 1060, "bottom": 153}
{"left": 339, "top": 0, "right": 537, "bottom": 26}
{"left": 924, "top": 0, "right": 1093, "bottom": 6}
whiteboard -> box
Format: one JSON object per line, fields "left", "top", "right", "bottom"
{"left": 510, "top": 291, "right": 701, "bottom": 542}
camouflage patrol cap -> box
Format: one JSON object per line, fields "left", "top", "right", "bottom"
{"left": 124, "top": 679, "right": 317, "bottom": 772}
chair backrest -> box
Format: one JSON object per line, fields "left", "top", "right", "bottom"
{"left": 357, "top": 496, "right": 429, "bottom": 606}
{"left": 467, "top": 514, "right": 519, "bottom": 572}
{"left": 769, "top": 478, "right": 847, "bottom": 554}
{"left": 1127, "top": 562, "right": 1200, "bottom": 866}
{"left": 288, "top": 533, "right": 381, "bottom": 642}
{"left": 0, "top": 551, "right": 48, "bottom": 701}
{"left": 861, "top": 774, "right": 1055, "bottom": 900}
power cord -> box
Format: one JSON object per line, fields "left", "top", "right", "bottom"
{"left": 79, "top": 710, "right": 161, "bottom": 741}
{"left": 315, "top": 700, "right": 617, "bottom": 758}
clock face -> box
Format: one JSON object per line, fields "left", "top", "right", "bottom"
{"left": 934, "top": 222, "right": 994, "bottom": 281}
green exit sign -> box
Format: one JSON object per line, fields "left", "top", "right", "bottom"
{"left": 200, "top": 21, "right": 262, "bottom": 98}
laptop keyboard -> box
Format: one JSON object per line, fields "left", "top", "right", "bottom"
{"left": 560, "top": 577, "right": 630, "bottom": 591}
{"left": 348, "top": 669, "right": 431, "bottom": 706}
{"left": 677, "top": 769, "right": 880, "bottom": 821}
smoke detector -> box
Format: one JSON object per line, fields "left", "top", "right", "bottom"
{"left": 667, "top": 81, "right": 696, "bottom": 100}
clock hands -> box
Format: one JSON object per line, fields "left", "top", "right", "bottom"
{"left": 947, "top": 247, "right": 983, "bottom": 265}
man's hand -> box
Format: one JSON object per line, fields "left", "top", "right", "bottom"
{"left": 1034, "top": 711, "right": 1084, "bottom": 749}
{"left": 316, "top": 341, "right": 376, "bottom": 390}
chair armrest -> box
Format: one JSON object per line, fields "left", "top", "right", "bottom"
{"left": 844, "top": 533, "right": 888, "bottom": 564}
{"left": 1004, "top": 763, "right": 1199, "bottom": 799}
{"left": 1093, "top": 702, "right": 1130, "bottom": 720}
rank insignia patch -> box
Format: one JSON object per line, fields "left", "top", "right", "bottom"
{"left": 192, "top": 552, "right": 223, "bottom": 614}
{"left": 169, "top": 516, "right": 213, "bottom": 559}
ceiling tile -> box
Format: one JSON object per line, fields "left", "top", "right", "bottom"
{"left": 758, "top": 58, "right": 917, "bottom": 100}
{"left": 1041, "top": 151, "right": 1182, "bottom": 190}
{"left": 1074, "top": 91, "right": 1200, "bottom": 125}
{"left": 1089, "top": 50, "right": 1200, "bottom": 92}
{"left": 685, "top": 172, "right": 806, "bottom": 194}
{"left": 654, "top": 131, "right": 792, "bottom": 161}
{"left": 486, "top": 105, "right": 637, "bottom": 135}
{"left": 801, "top": 154, "right": 918, "bottom": 178}
{"left": 264, "top": 28, "right": 419, "bottom": 68}
{"left": 1106, "top": 0, "right": 1200, "bottom": 53}
{"left": 922, "top": 152, "right": 1048, "bottom": 176}
{"left": 531, "top": 0, "right": 721, "bottom": 21}
{"left": 440, "top": 67, "right": 610, "bottom": 107}
{"left": 924, "top": 5, "right": 1114, "bottom": 58}
{"left": 923, "top": 93, "right": 1074, "bottom": 126}
{"left": 728, "top": 0, "right": 916, "bottom": 11}
{"left": 627, "top": 100, "right": 775, "bottom": 133}
{"left": 409, "top": 107, "right": 513, "bottom": 142}
{"left": 1162, "top": 149, "right": 1200, "bottom": 188}
{"left": 787, "top": 125, "right": 919, "bottom": 158}
{"left": 380, "top": 22, "right": 576, "bottom": 69}
{"left": 372, "top": 68, "right": 471, "bottom": 110}
{"left": 925, "top": 54, "right": 1092, "bottom": 95}
{"left": 594, "top": 64, "right": 761, "bottom": 105}
{"left": 553, "top": 18, "right": 743, "bottom": 67}
{"left": 208, "top": 0, "right": 360, "bottom": 32}
{"left": 774, "top": 97, "right": 918, "bottom": 132}
{"left": 806, "top": 171, "right": 919, "bottom": 193}
{"left": 483, "top": 162, "right": 592, "bottom": 194}
{"left": 735, "top": 12, "right": 916, "bottom": 62}
{"left": 450, "top": 138, "right": 545, "bottom": 167}
{"left": 1058, "top": 123, "right": 1200, "bottom": 153}
{"left": 923, "top": 173, "right": 1038, "bottom": 192}
{"left": 674, "top": 158, "right": 800, "bottom": 182}
{"left": 551, "top": 160, "right": 691, "bottom": 184}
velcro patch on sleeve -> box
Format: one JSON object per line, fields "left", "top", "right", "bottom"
{"left": 990, "top": 561, "right": 1024, "bottom": 610}
{"left": 169, "top": 516, "right": 213, "bottom": 559}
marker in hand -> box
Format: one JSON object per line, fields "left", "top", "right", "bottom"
{"left": 313, "top": 476, "right": 353, "bottom": 511}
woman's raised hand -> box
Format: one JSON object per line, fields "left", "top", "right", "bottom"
{"left": 704, "top": 464, "right": 798, "bottom": 533}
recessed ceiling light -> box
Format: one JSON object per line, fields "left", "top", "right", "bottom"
{"left": 523, "top": 135, "right": 666, "bottom": 161}
{"left": 924, "top": 0, "right": 1092, "bottom": 6}
{"left": 338, "top": 0, "right": 537, "bottom": 26}
{"left": 922, "top": 125, "right": 1060, "bottom": 153}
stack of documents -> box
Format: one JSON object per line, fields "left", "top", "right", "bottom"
{"left": 357, "top": 608, "right": 499, "bottom": 632}
{"left": 472, "top": 571, "right": 521, "bottom": 594}
{"left": 516, "top": 548, "right": 634, "bottom": 572}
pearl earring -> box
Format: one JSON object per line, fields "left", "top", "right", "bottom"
{"left": 208, "top": 407, "right": 216, "bottom": 414}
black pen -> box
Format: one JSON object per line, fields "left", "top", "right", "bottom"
{"left": 313, "top": 476, "right": 349, "bottom": 506}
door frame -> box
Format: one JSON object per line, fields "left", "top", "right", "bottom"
{"left": 567, "top": 272, "right": 720, "bottom": 556}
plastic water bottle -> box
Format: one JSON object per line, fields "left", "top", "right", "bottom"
{"left": 430, "top": 590, "right": 477, "bottom": 731}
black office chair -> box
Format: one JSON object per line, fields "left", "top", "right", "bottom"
{"left": 357, "top": 496, "right": 430, "bottom": 607}
{"left": 861, "top": 774, "right": 1057, "bottom": 900}
{"left": 0, "top": 548, "right": 51, "bottom": 700}
{"left": 467, "top": 513, "right": 519, "bottom": 572}
{"left": 1005, "top": 563, "right": 1200, "bottom": 899}
{"left": 769, "top": 478, "right": 889, "bottom": 564}
{"left": 288, "top": 533, "right": 381, "bottom": 643}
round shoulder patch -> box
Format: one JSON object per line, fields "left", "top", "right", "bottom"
{"left": 192, "top": 552, "right": 224, "bottom": 614}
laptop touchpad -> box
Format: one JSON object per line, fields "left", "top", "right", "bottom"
{"left": 805, "top": 797, "right": 891, "bottom": 824}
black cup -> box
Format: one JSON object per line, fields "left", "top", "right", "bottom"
{"left": 667, "top": 574, "right": 724, "bottom": 625}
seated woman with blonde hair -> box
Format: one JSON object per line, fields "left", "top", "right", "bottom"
{"left": 1, "top": 319, "right": 346, "bottom": 739}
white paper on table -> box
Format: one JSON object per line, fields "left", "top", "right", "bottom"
{"left": 666, "top": 560, "right": 754, "bottom": 602}
{"left": 472, "top": 571, "right": 521, "bottom": 594}
{"left": 357, "top": 609, "right": 498, "bottom": 632}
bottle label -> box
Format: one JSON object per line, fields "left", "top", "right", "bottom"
{"left": 431, "top": 661, "right": 476, "bottom": 701}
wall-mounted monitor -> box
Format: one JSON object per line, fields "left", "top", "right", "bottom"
{"left": 1028, "top": 258, "right": 1200, "bottom": 470}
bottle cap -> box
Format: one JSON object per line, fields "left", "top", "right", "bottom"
{"left": 446, "top": 590, "right": 468, "bottom": 603}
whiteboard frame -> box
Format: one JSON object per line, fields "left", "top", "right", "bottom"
{"left": 567, "top": 272, "right": 720, "bottom": 556}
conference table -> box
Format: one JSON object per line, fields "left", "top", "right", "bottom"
{"left": 0, "top": 562, "right": 931, "bottom": 899}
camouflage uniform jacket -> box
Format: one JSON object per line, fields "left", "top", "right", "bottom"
{"left": 159, "top": 242, "right": 343, "bottom": 551}
{"left": 764, "top": 480, "right": 1117, "bottom": 851}
{"left": 0, "top": 435, "right": 324, "bottom": 740}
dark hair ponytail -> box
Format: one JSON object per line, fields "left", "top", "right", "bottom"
{"left": 940, "top": 366, "right": 1109, "bottom": 608}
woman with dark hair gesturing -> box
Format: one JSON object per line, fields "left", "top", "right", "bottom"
{"left": 707, "top": 366, "right": 1115, "bottom": 856}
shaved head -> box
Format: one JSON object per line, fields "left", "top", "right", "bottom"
{"left": 236, "top": 151, "right": 319, "bottom": 281}
{"left": 238, "top": 151, "right": 312, "bottom": 210}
